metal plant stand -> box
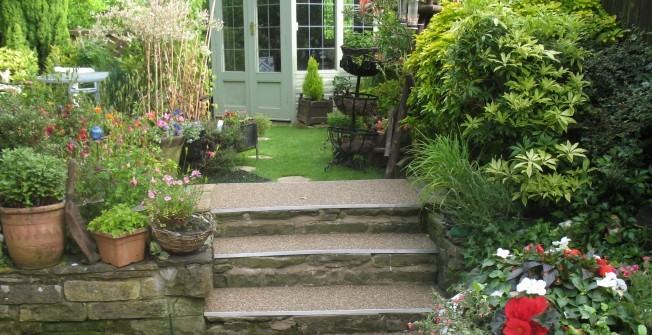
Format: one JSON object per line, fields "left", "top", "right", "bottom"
{"left": 325, "top": 49, "right": 380, "bottom": 172}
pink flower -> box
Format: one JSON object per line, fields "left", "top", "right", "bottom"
{"left": 156, "top": 120, "right": 168, "bottom": 128}
{"left": 163, "top": 175, "right": 173, "bottom": 181}
{"left": 178, "top": 197, "right": 185, "bottom": 202}
{"left": 407, "top": 322, "right": 413, "bottom": 330}
{"left": 162, "top": 113, "right": 171, "bottom": 120}
{"left": 191, "top": 170, "right": 201, "bottom": 177}
{"left": 206, "top": 151, "right": 215, "bottom": 158}
{"left": 184, "top": 176, "right": 190, "bottom": 183}
{"left": 164, "top": 196, "right": 172, "bottom": 201}
{"left": 130, "top": 177, "right": 138, "bottom": 186}
{"left": 178, "top": 116, "right": 185, "bottom": 122}
{"left": 154, "top": 167, "right": 160, "bottom": 173}
{"left": 148, "top": 190, "right": 155, "bottom": 199}
{"left": 151, "top": 177, "right": 157, "bottom": 185}
{"left": 643, "top": 256, "right": 651, "bottom": 263}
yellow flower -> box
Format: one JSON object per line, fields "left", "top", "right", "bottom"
{"left": 105, "top": 113, "right": 114, "bottom": 120}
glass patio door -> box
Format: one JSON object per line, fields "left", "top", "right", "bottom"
{"left": 213, "top": 0, "right": 292, "bottom": 121}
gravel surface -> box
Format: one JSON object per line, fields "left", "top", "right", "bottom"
{"left": 203, "top": 179, "right": 420, "bottom": 211}
{"left": 205, "top": 284, "right": 435, "bottom": 313}
{"left": 214, "top": 233, "right": 436, "bottom": 255}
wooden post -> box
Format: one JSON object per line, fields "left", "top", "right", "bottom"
{"left": 384, "top": 73, "right": 414, "bottom": 178}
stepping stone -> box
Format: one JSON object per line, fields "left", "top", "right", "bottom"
{"left": 277, "top": 176, "right": 311, "bottom": 183}
{"left": 248, "top": 155, "right": 272, "bottom": 159}
{"left": 258, "top": 137, "right": 271, "bottom": 141}
{"left": 235, "top": 166, "right": 256, "bottom": 172}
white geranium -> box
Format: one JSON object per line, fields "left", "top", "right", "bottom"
{"left": 552, "top": 236, "right": 572, "bottom": 251}
{"left": 558, "top": 220, "right": 572, "bottom": 228}
{"left": 495, "top": 248, "right": 511, "bottom": 259}
{"left": 516, "top": 277, "right": 547, "bottom": 295}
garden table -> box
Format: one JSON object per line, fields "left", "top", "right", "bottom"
{"left": 37, "top": 71, "right": 109, "bottom": 104}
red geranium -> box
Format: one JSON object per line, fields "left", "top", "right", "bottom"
{"left": 504, "top": 296, "right": 550, "bottom": 335}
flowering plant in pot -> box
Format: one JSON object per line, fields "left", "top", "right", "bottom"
{"left": 144, "top": 110, "right": 203, "bottom": 166}
{"left": 143, "top": 169, "right": 215, "bottom": 255}
{"left": 0, "top": 147, "right": 67, "bottom": 269}
{"left": 87, "top": 203, "right": 149, "bottom": 267}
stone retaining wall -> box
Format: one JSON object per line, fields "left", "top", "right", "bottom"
{"left": 423, "top": 211, "right": 466, "bottom": 291}
{"left": 0, "top": 247, "right": 213, "bottom": 335}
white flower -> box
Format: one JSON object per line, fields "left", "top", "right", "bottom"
{"left": 558, "top": 220, "right": 572, "bottom": 228}
{"left": 516, "top": 277, "right": 547, "bottom": 295}
{"left": 596, "top": 272, "right": 628, "bottom": 295}
{"left": 552, "top": 236, "right": 571, "bottom": 251}
{"left": 490, "top": 290, "right": 504, "bottom": 297}
{"left": 495, "top": 248, "right": 511, "bottom": 259}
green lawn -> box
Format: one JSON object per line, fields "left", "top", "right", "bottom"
{"left": 239, "top": 124, "right": 384, "bottom": 181}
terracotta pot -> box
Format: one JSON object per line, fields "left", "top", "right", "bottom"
{"left": 159, "top": 135, "right": 185, "bottom": 165}
{"left": 92, "top": 228, "right": 148, "bottom": 267}
{"left": 0, "top": 202, "right": 65, "bottom": 269}
{"left": 150, "top": 214, "right": 215, "bottom": 255}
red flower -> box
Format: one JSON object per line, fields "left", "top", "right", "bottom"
{"left": 504, "top": 318, "right": 531, "bottom": 335}
{"left": 525, "top": 244, "right": 545, "bottom": 254}
{"left": 563, "top": 249, "right": 583, "bottom": 257}
{"left": 599, "top": 265, "right": 616, "bottom": 277}
{"left": 504, "top": 296, "right": 549, "bottom": 335}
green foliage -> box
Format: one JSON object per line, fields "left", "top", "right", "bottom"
{"left": 332, "top": 75, "right": 354, "bottom": 96}
{"left": 252, "top": 113, "right": 272, "bottom": 137}
{"left": 0, "top": 93, "right": 50, "bottom": 149}
{"left": 143, "top": 170, "right": 203, "bottom": 232}
{"left": 408, "top": 135, "right": 520, "bottom": 230}
{"left": 343, "top": 30, "right": 377, "bottom": 49}
{"left": 302, "top": 57, "right": 324, "bottom": 100}
{"left": 67, "top": 0, "right": 107, "bottom": 29}
{"left": 326, "top": 111, "right": 364, "bottom": 130}
{"left": 0, "top": 47, "right": 38, "bottom": 82}
{"left": 407, "top": 1, "right": 597, "bottom": 205}
{"left": 464, "top": 238, "right": 642, "bottom": 334}
{"left": 0, "top": 0, "right": 70, "bottom": 70}
{"left": 623, "top": 259, "right": 652, "bottom": 329}
{"left": 87, "top": 203, "right": 148, "bottom": 238}
{"left": 0, "top": 147, "right": 66, "bottom": 208}
{"left": 412, "top": 289, "right": 491, "bottom": 334}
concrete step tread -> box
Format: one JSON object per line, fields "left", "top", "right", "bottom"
{"left": 202, "top": 179, "right": 421, "bottom": 213}
{"left": 204, "top": 284, "right": 435, "bottom": 317}
{"left": 214, "top": 233, "right": 436, "bottom": 258}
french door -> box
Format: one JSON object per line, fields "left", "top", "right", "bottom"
{"left": 212, "top": 0, "right": 293, "bottom": 120}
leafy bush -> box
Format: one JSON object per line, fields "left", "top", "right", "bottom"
{"left": 87, "top": 203, "right": 148, "bottom": 238}
{"left": 0, "top": 47, "right": 38, "bottom": 82}
{"left": 326, "top": 111, "right": 364, "bottom": 130}
{"left": 252, "top": 113, "right": 272, "bottom": 137}
{"left": 0, "top": 94, "right": 50, "bottom": 150}
{"left": 406, "top": 1, "right": 607, "bottom": 206}
{"left": 301, "top": 56, "right": 324, "bottom": 100}
{"left": 0, "top": 147, "right": 67, "bottom": 208}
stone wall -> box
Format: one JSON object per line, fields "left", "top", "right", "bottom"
{"left": 0, "top": 247, "right": 213, "bottom": 335}
{"left": 422, "top": 211, "right": 466, "bottom": 291}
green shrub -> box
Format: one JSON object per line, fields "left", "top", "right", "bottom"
{"left": 0, "top": 94, "right": 49, "bottom": 150}
{"left": 0, "top": 47, "right": 38, "bottom": 82}
{"left": 0, "top": 147, "right": 67, "bottom": 208}
{"left": 87, "top": 203, "right": 148, "bottom": 238}
{"left": 253, "top": 113, "right": 272, "bottom": 137}
{"left": 326, "top": 111, "right": 364, "bottom": 130}
{"left": 302, "top": 56, "right": 324, "bottom": 100}
{"left": 407, "top": 1, "right": 596, "bottom": 206}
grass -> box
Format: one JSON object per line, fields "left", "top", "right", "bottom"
{"left": 238, "top": 124, "right": 384, "bottom": 181}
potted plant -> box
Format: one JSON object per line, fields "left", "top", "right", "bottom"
{"left": 146, "top": 110, "right": 203, "bottom": 166}
{"left": 144, "top": 169, "right": 215, "bottom": 255}
{"left": 87, "top": 204, "right": 148, "bottom": 267}
{"left": 297, "top": 57, "right": 332, "bottom": 125}
{"left": 340, "top": 30, "right": 380, "bottom": 77}
{"left": 0, "top": 147, "right": 67, "bottom": 269}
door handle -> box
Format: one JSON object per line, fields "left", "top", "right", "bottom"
{"left": 249, "top": 22, "right": 255, "bottom": 36}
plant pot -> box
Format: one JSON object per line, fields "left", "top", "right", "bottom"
{"left": 91, "top": 228, "right": 148, "bottom": 267}
{"left": 0, "top": 202, "right": 66, "bottom": 269}
{"left": 339, "top": 55, "right": 380, "bottom": 77}
{"left": 149, "top": 214, "right": 215, "bottom": 255}
{"left": 159, "top": 135, "right": 186, "bottom": 165}
{"left": 297, "top": 94, "right": 332, "bottom": 125}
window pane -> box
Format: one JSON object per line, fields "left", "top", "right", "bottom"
{"left": 223, "top": 0, "right": 245, "bottom": 71}
{"left": 294, "top": 0, "right": 335, "bottom": 70}
{"left": 258, "top": 0, "right": 281, "bottom": 72}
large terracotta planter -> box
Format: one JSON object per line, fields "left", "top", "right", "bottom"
{"left": 92, "top": 228, "right": 148, "bottom": 267}
{"left": 150, "top": 214, "right": 215, "bottom": 255}
{"left": 0, "top": 202, "right": 65, "bottom": 269}
{"left": 159, "top": 135, "right": 186, "bottom": 165}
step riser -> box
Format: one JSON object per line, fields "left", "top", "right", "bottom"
{"left": 214, "top": 210, "right": 422, "bottom": 238}
{"left": 213, "top": 254, "right": 438, "bottom": 288}
{"left": 206, "top": 313, "right": 425, "bottom": 334}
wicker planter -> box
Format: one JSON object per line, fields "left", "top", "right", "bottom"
{"left": 0, "top": 202, "right": 66, "bottom": 269}
{"left": 92, "top": 228, "right": 148, "bottom": 267}
{"left": 149, "top": 214, "right": 215, "bottom": 255}
{"left": 333, "top": 93, "right": 378, "bottom": 117}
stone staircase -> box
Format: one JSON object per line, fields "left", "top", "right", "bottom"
{"left": 204, "top": 206, "right": 439, "bottom": 334}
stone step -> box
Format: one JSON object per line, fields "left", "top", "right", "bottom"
{"left": 204, "top": 284, "right": 434, "bottom": 334}
{"left": 213, "top": 233, "right": 438, "bottom": 288}
{"left": 213, "top": 207, "right": 423, "bottom": 238}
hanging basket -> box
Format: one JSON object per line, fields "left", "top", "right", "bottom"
{"left": 149, "top": 213, "right": 215, "bottom": 255}
{"left": 333, "top": 93, "right": 379, "bottom": 116}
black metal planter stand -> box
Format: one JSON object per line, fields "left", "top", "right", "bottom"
{"left": 325, "top": 47, "right": 380, "bottom": 172}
